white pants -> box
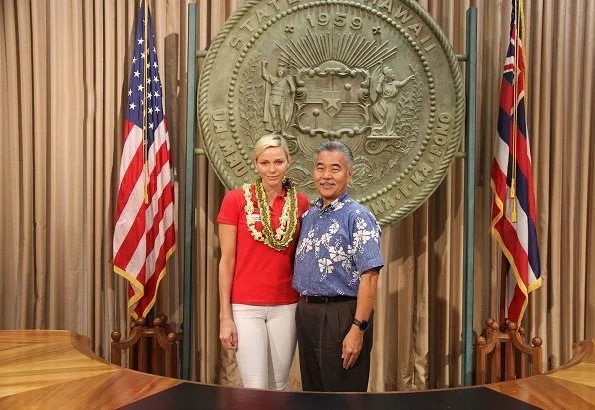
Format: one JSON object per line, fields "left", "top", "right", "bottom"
{"left": 232, "top": 303, "right": 297, "bottom": 390}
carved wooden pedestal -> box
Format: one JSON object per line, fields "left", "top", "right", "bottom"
{"left": 473, "top": 318, "right": 542, "bottom": 385}
{"left": 111, "top": 313, "right": 183, "bottom": 378}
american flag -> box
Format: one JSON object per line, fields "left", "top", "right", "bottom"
{"left": 114, "top": 0, "right": 176, "bottom": 319}
{"left": 491, "top": 0, "right": 542, "bottom": 324}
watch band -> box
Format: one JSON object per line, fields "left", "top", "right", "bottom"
{"left": 352, "top": 318, "right": 368, "bottom": 331}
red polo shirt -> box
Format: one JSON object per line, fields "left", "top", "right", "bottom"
{"left": 217, "top": 187, "right": 310, "bottom": 305}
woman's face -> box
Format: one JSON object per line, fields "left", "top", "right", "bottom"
{"left": 255, "top": 146, "right": 290, "bottom": 189}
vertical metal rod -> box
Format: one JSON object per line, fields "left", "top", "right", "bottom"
{"left": 462, "top": 7, "right": 478, "bottom": 387}
{"left": 182, "top": 3, "right": 198, "bottom": 381}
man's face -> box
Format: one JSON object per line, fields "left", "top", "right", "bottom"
{"left": 314, "top": 150, "right": 352, "bottom": 206}
{"left": 277, "top": 66, "right": 286, "bottom": 76}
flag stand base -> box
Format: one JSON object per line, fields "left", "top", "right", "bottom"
{"left": 110, "top": 313, "right": 183, "bottom": 378}
{"left": 473, "top": 318, "right": 542, "bottom": 385}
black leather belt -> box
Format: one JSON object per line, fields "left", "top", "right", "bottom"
{"left": 299, "top": 295, "right": 357, "bottom": 303}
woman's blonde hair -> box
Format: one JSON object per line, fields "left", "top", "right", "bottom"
{"left": 252, "top": 134, "right": 290, "bottom": 162}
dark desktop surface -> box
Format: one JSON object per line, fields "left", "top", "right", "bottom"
{"left": 122, "top": 382, "right": 541, "bottom": 410}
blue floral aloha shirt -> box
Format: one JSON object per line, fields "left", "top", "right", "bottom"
{"left": 292, "top": 192, "right": 384, "bottom": 297}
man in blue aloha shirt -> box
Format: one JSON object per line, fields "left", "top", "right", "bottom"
{"left": 292, "top": 140, "right": 384, "bottom": 392}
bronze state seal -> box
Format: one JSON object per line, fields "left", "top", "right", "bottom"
{"left": 199, "top": 0, "right": 464, "bottom": 225}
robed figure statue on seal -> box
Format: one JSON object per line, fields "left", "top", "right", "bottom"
{"left": 262, "top": 59, "right": 296, "bottom": 134}
{"left": 370, "top": 65, "right": 415, "bottom": 136}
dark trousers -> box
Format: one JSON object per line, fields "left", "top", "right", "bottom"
{"left": 295, "top": 299, "right": 374, "bottom": 392}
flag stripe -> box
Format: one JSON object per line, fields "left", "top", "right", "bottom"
{"left": 115, "top": 126, "right": 144, "bottom": 223}
{"left": 120, "top": 120, "right": 142, "bottom": 178}
{"left": 135, "top": 224, "right": 176, "bottom": 317}
{"left": 493, "top": 121, "right": 540, "bottom": 278}
{"left": 145, "top": 174, "right": 174, "bottom": 264}
{"left": 145, "top": 201, "right": 175, "bottom": 281}
{"left": 497, "top": 109, "right": 534, "bottom": 190}
{"left": 114, "top": 178, "right": 146, "bottom": 269}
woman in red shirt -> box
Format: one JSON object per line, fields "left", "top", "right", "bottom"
{"left": 217, "top": 134, "right": 310, "bottom": 390}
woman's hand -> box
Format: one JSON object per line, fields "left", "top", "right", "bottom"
{"left": 218, "top": 223, "right": 238, "bottom": 351}
{"left": 219, "top": 318, "right": 238, "bottom": 350}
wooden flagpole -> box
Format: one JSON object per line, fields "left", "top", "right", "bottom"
{"left": 142, "top": 0, "right": 149, "bottom": 205}
{"left": 499, "top": 256, "right": 508, "bottom": 327}
{"left": 499, "top": 0, "right": 524, "bottom": 328}
{"left": 509, "top": 0, "right": 520, "bottom": 223}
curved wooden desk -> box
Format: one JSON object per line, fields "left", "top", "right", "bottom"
{"left": 0, "top": 331, "right": 593, "bottom": 409}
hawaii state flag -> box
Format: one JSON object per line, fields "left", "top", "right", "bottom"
{"left": 491, "top": 0, "right": 542, "bottom": 324}
{"left": 113, "top": 0, "right": 176, "bottom": 319}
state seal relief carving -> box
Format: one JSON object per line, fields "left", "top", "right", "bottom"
{"left": 200, "top": 0, "right": 464, "bottom": 224}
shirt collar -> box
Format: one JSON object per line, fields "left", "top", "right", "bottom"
{"left": 249, "top": 184, "right": 287, "bottom": 201}
{"left": 314, "top": 191, "right": 350, "bottom": 210}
